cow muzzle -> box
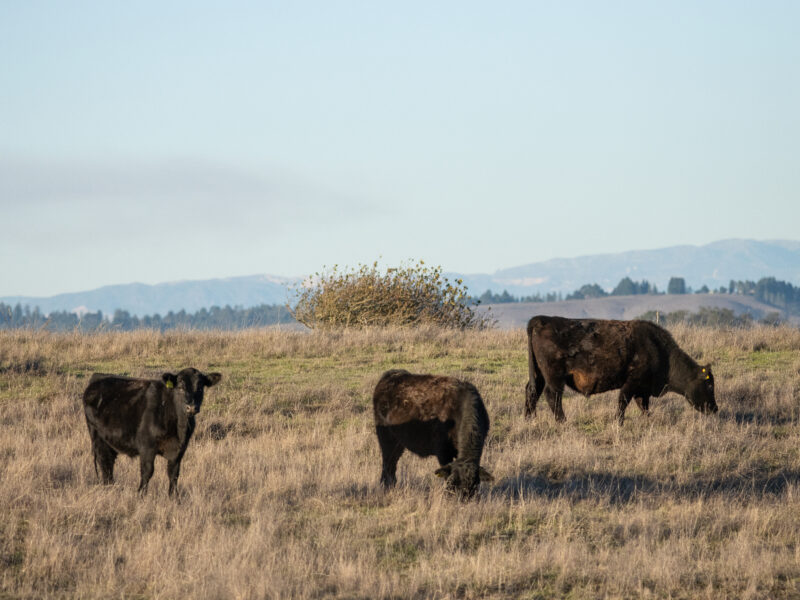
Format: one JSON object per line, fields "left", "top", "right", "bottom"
{"left": 185, "top": 405, "right": 197, "bottom": 416}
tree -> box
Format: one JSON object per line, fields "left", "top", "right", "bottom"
{"left": 477, "top": 289, "right": 516, "bottom": 304}
{"left": 754, "top": 277, "right": 799, "bottom": 311}
{"left": 567, "top": 283, "right": 607, "bottom": 300}
{"left": 612, "top": 277, "right": 637, "bottom": 296}
{"left": 667, "top": 277, "right": 686, "bottom": 295}
{"left": 12, "top": 304, "right": 23, "bottom": 327}
{"left": 112, "top": 310, "right": 135, "bottom": 331}
{"left": 520, "top": 293, "right": 544, "bottom": 302}
{"left": 79, "top": 311, "right": 104, "bottom": 331}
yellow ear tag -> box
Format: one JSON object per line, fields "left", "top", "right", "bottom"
{"left": 706, "top": 375, "right": 710, "bottom": 380}
{"left": 165, "top": 381, "right": 174, "bottom": 389}
{"left": 702, "top": 368, "right": 706, "bottom": 372}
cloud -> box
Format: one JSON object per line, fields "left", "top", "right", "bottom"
{"left": 0, "top": 156, "right": 391, "bottom": 295}
{"left": 0, "top": 156, "right": 377, "bottom": 224}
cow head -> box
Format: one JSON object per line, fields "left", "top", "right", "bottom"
{"left": 686, "top": 364, "right": 718, "bottom": 415}
{"left": 162, "top": 368, "right": 222, "bottom": 445}
{"left": 435, "top": 460, "right": 494, "bottom": 499}
{"left": 163, "top": 368, "right": 222, "bottom": 415}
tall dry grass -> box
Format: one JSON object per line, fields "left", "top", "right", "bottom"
{"left": 0, "top": 325, "right": 799, "bottom": 598}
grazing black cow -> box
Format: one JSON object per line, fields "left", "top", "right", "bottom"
{"left": 525, "top": 316, "right": 717, "bottom": 424}
{"left": 372, "top": 369, "right": 493, "bottom": 499}
{"left": 83, "top": 368, "right": 222, "bottom": 495}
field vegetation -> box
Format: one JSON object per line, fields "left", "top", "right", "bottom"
{"left": 1, "top": 324, "right": 799, "bottom": 598}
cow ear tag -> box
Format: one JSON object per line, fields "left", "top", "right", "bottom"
{"left": 166, "top": 380, "right": 174, "bottom": 389}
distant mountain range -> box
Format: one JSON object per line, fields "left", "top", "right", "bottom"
{"left": 3, "top": 239, "right": 800, "bottom": 317}
{"left": 0, "top": 275, "right": 295, "bottom": 317}
{"left": 455, "top": 239, "right": 800, "bottom": 298}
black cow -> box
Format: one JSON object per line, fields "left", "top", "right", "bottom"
{"left": 83, "top": 368, "right": 222, "bottom": 495}
{"left": 525, "top": 316, "right": 717, "bottom": 424}
{"left": 373, "top": 369, "right": 493, "bottom": 499}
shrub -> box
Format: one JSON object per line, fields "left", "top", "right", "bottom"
{"left": 291, "top": 260, "right": 492, "bottom": 329}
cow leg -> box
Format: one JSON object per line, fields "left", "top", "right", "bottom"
{"left": 617, "top": 389, "right": 633, "bottom": 425}
{"left": 376, "top": 426, "right": 404, "bottom": 488}
{"left": 90, "top": 430, "right": 117, "bottom": 484}
{"left": 436, "top": 440, "right": 457, "bottom": 467}
{"left": 137, "top": 450, "right": 156, "bottom": 495}
{"left": 544, "top": 385, "right": 566, "bottom": 423}
{"left": 525, "top": 376, "right": 545, "bottom": 418}
{"left": 167, "top": 458, "right": 182, "bottom": 497}
{"left": 634, "top": 395, "right": 650, "bottom": 415}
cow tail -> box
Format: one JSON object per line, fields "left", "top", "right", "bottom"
{"left": 85, "top": 409, "right": 99, "bottom": 481}
{"left": 89, "top": 431, "right": 99, "bottom": 480}
{"left": 456, "top": 385, "right": 489, "bottom": 466}
{"left": 526, "top": 320, "right": 542, "bottom": 393}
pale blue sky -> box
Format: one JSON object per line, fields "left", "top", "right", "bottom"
{"left": 2, "top": 1, "right": 799, "bottom": 296}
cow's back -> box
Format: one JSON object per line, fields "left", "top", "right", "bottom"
{"left": 83, "top": 375, "right": 153, "bottom": 409}
{"left": 528, "top": 315, "right": 636, "bottom": 363}
{"left": 83, "top": 374, "right": 157, "bottom": 456}
{"left": 527, "top": 316, "right": 659, "bottom": 396}
{"left": 373, "top": 370, "right": 465, "bottom": 426}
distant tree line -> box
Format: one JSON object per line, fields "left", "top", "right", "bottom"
{"left": 475, "top": 276, "right": 660, "bottom": 304}
{"left": 4, "top": 275, "right": 800, "bottom": 331}
{"left": 0, "top": 303, "right": 295, "bottom": 331}
{"left": 669, "top": 277, "right": 800, "bottom": 314}
{"left": 568, "top": 277, "right": 658, "bottom": 299}
{"left": 475, "top": 275, "right": 800, "bottom": 318}
{"left": 638, "top": 307, "right": 783, "bottom": 328}
{"left": 476, "top": 290, "right": 564, "bottom": 304}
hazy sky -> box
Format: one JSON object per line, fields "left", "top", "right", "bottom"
{"left": 2, "top": 1, "right": 799, "bottom": 297}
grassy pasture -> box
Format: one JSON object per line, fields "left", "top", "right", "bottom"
{"left": 1, "top": 324, "right": 799, "bottom": 599}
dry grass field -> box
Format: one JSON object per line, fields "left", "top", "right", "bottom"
{"left": 1, "top": 324, "right": 799, "bottom": 599}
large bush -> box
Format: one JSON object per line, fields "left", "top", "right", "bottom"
{"left": 291, "top": 261, "right": 491, "bottom": 329}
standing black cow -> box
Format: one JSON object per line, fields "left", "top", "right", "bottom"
{"left": 525, "top": 316, "right": 717, "bottom": 424}
{"left": 83, "top": 368, "right": 222, "bottom": 495}
{"left": 373, "top": 369, "right": 493, "bottom": 499}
